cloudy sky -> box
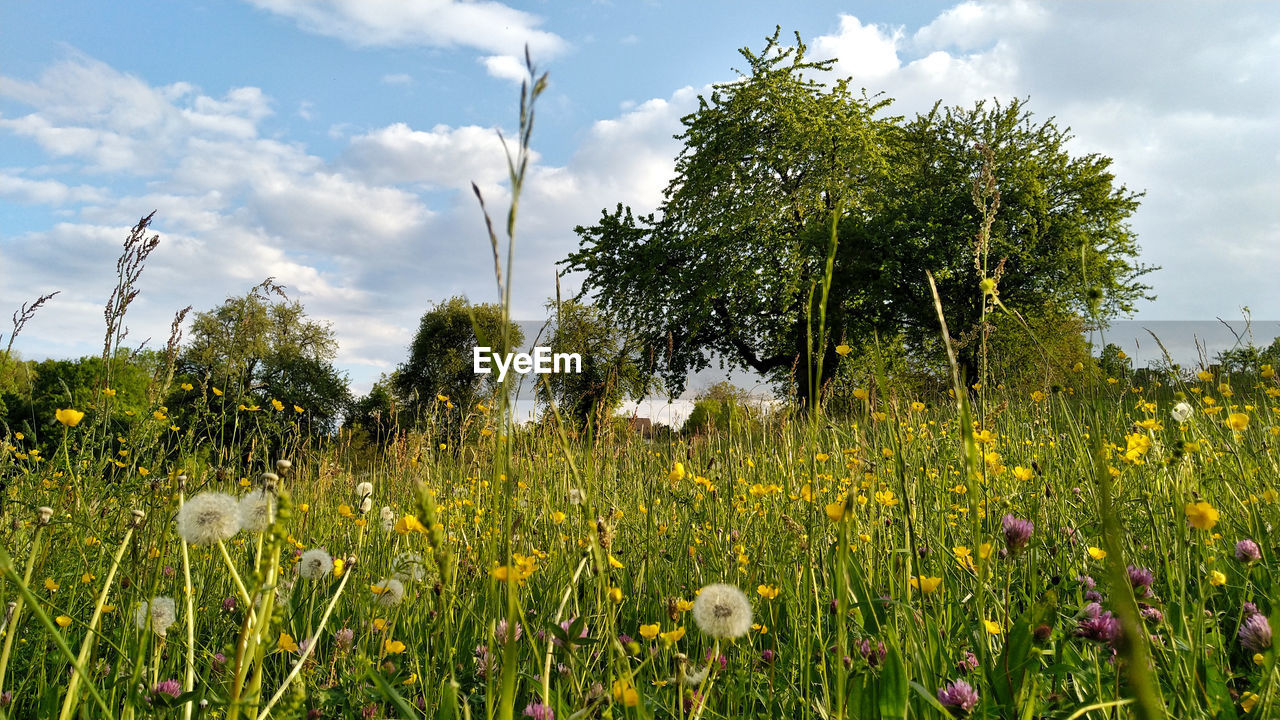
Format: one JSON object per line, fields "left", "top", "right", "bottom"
{"left": 2, "top": 1, "right": 1277, "bottom": 399}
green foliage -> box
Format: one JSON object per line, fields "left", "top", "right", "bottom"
{"left": 681, "top": 381, "right": 760, "bottom": 435}
{"left": 978, "top": 304, "right": 1093, "bottom": 391}
{"left": 567, "top": 29, "right": 1155, "bottom": 400}
{"left": 344, "top": 376, "right": 399, "bottom": 447}
{"left": 1, "top": 352, "right": 153, "bottom": 445}
{"left": 1098, "top": 342, "right": 1133, "bottom": 380}
{"left": 178, "top": 281, "right": 350, "bottom": 434}
{"left": 393, "top": 297, "right": 523, "bottom": 422}
{"left": 1216, "top": 335, "right": 1280, "bottom": 375}
{"left": 539, "top": 299, "right": 647, "bottom": 428}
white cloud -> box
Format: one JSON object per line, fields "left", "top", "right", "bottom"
{"left": 380, "top": 73, "right": 412, "bottom": 86}
{"left": 244, "top": 0, "right": 566, "bottom": 58}
{"left": 341, "top": 122, "right": 515, "bottom": 188}
{"left": 0, "top": 173, "right": 107, "bottom": 205}
{"left": 480, "top": 55, "right": 528, "bottom": 84}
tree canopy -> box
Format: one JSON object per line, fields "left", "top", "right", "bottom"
{"left": 539, "top": 299, "right": 648, "bottom": 428}
{"left": 393, "top": 297, "right": 524, "bottom": 422}
{"left": 564, "top": 29, "right": 1154, "bottom": 399}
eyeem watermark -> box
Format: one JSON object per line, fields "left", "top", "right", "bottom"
{"left": 474, "top": 346, "right": 582, "bottom": 381}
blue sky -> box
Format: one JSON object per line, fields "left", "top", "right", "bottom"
{"left": 2, "top": 1, "right": 1277, "bottom": 401}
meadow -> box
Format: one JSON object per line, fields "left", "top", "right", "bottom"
{"left": 1, "top": 355, "right": 1278, "bottom": 719}
{"left": 2, "top": 62, "right": 1278, "bottom": 720}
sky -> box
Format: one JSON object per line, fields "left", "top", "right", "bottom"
{"left": 2, "top": 1, "right": 1277, "bottom": 413}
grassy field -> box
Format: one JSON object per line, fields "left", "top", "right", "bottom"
{"left": 1, "top": 364, "right": 1278, "bottom": 719}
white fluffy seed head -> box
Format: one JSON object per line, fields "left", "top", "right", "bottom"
{"left": 355, "top": 481, "right": 373, "bottom": 498}
{"left": 134, "top": 596, "right": 177, "bottom": 637}
{"left": 1171, "top": 402, "right": 1194, "bottom": 424}
{"left": 692, "top": 583, "right": 753, "bottom": 640}
{"left": 373, "top": 578, "right": 405, "bottom": 606}
{"left": 176, "top": 492, "right": 240, "bottom": 546}
{"left": 238, "top": 490, "right": 275, "bottom": 533}
{"left": 359, "top": 497, "right": 372, "bottom": 514}
{"left": 299, "top": 548, "right": 334, "bottom": 580}
{"left": 392, "top": 552, "right": 426, "bottom": 583}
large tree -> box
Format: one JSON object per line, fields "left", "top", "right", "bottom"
{"left": 394, "top": 297, "right": 524, "bottom": 422}
{"left": 538, "top": 299, "right": 648, "bottom": 428}
{"left": 565, "top": 30, "right": 1154, "bottom": 401}
{"left": 178, "top": 279, "right": 350, "bottom": 433}
{"left": 565, "top": 30, "right": 892, "bottom": 402}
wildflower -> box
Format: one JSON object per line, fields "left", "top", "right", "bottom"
{"left": 1001, "top": 514, "right": 1034, "bottom": 553}
{"left": 380, "top": 506, "right": 395, "bottom": 531}
{"left": 55, "top": 615, "right": 72, "bottom": 627}
{"left": 660, "top": 626, "right": 686, "bottom": 644}
{"left": 37, "top": 506, "right": 54, "bottom": 525}
{"left": 371, "top": 578, "right": 406, "bottom": 607}
{"left": 523, "top": 702, "right": 554, "bottom": 720}
{"left": 1209, "top": 570, "right": 1227, "bottom": 587}
{"left": 299, "top": 548, "right": 334, "bottom": 580}
{"left": 1127, "top": 565, "right": 1155, "bottom": 594}
{"left": 1242, "top": 692, "right": 1259, "bottom": 713}
{"left": 1171, "top": 402, "right": 1194, "bottom": 423}
{"left": 639, "top": 623, "right": 660, "bottom": 640}
{"left": 496, "top": 619, "right": 523, "bottom": 644}
{"left": 692, "top": 583, "right": 753, "bottom": 640}
{"left": 55, "top": 408, "right": 85, "bottom": 427}
{"left": 44, "top": 577, "right": 59, "bottom": 592}
{"left": 176, "top": 492, "right": 241, "bottom": 546}
{"left": 1087, "top": 546, "right": 1107, "bottom": 561}
{"left": 757, "top": 584, "right": 779, "bottom": 600}
{"left": 1185, "top": 501, "right": 1219, "bottom": 531}
{"left": 909, "top": 576, "right": 943, "bottom": 594}
{"left": 1236, "top": 539, "right": 1262, "bottom": 564}
{"left": 936, "top": 679, "right": 979, "bottom": 715}
{"left": 392, "top": 552, "right": 426, "bottom": 583}
{"left": 1227, "top": 412, "right": 1251, "bottom": 432}
{"left": 395, "top": 514, "right": 427, "bottom": 535}
{"left": 835, "top": 344, "right": 852, "bottom": 356}
{"left": 384, "top": 638, "right": 406, "bottom": 654}
{"left": 1076, "top": 611, "right": 1121, "bottom": 644}
{"left": 278, "top": 632, "right": 299, "bottom": 653}
{"left": 611, "top": 679, "right": 639, "bottom": 707}
{"left": 668, "top": 463, "right": 687, "bottom": 482}
{"left": 134, "top": 596, "right": 177, "bottom": 637}
{"left": 238, "top": 490, "right": 275, "bottom": 533}
{"left": 334, "top": 627, "right": 355, "bottom": 651}
{"left": 355, "top": 481, "right": 374, "bottom": 498}
{"left": 982, "top": 619, "right": 1002, "bottom": 636}
{"left": 824, "top": 498, "right": 849, "bottom": 522}
{"left": 957, "top": 650, "right": 979, "bottom": 675}
{"left": 1240, "top": 614, "right": 1272, "bottom": 652}
{"left": 151, "top": 680, "right": 181, "bottom": 699}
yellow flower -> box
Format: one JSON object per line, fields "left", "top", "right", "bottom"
{"left": 278, "top": 632, "right": 299, "bottom": 653}
{"left": 550, "top": 511, "right": 566, "bottom": 524}
{"left": 825, "top": 499, "right": 848, "bottom": 522}
{"left": 102, "top": 388, "right": 117, "bottom": 397}
{"left": 608, "top": 555, "right": 625, "bottom": 569}
{"left": 293, "top": 404, "right": 305, "bottom": 413}
{"left": 55, "top": 615, "right": 72, "bottom": 628}
{"left": 660, "top": 626, "right": 685, "bottom": 644}
{"left": 55, "top": 408, "right": 85, "bottom": 427}
{"left": 338, "top": 504, "right": 355, "bottom": 519}
{"left": 607, "top": 587, "right": 624, "bottom": 603}
{"left": 436, "top": 394, "right": 449, "bottom": 403}
{"left": 81, "top": 572, "right": 95, "bottom": 584}
{"left": 668, "top": 462, "right": 687, "bottom": 482}
{"left": 757, "top": 584, "right": 780, "bottom": 599}
{"left": 874, "top": 490, "right": 898, "bottom": 507}
{"left": 44, "top": 577, "right": 59, "bottom": 592}
{"left": 853, "top": 388, "right": 869, "bottom": 401}
{"left": 1242, "top": 691, "right": 1259, "bottom": 713}
{"left": 1253, "top": 653, "right": 1266, "bottom": 666}
{"left": 612, "top": 679, "right": 639, "bottom": 707}
{"left": 373, "top": 618, "right": 388, "bottom": 631}
{"left": 180, "top": 383, "right": 193, "bottom": 391}
{"left": 1012, "top": 465, "right": 1034, "bottom": 482}
{"left": 1088, "top": 546, "right": 1107, "bottom": 560}
{"left": 299, "top": 504, "right": 309, "bottom": 513}
{"left": 1197, "top": 370, "right": 1213, "bottom": 382}
{"left": 835, "top": 344, "right": 852, "bottom": 356}
{"left": 1185, "top": 501, "right": 1219, "bottom": 531}
{"left": 403, "top": 672, "right": 418, "bottom": 686}
{"left": 982, "top": 618, "right": 1003, "bottom": 635}
{"left": 639, "top": 623, "right": 660, "bottom": 640}
{"left": 383, "top": 638, "right": 406, "bottom": 654}
{"left": 1030, "top": 390, "right": 1045, "bottom": 403}
{"left": 675, "top": 599, "right": 694, "bottom": 613}
{"left": 1208, "top": 570, "right": 1227, "bottom": 587}
{"left": 909, "top": 576, "right": 943, "bottom": 594}
{"left": 394, "top": 515, "right": 427, "bottom": 535}
{"left": 1227, "top": 412, "right": 1250, "bottom": 432}
{"left": 333, "top": 558, "right": 345, "bottom": 577}
{"left": 211, "top": 386, "right": 223, "bottom": 396}
{"left": 271, "top": 399, "right": 285, "bottom": 411}
{"left": 910, "top": 401, "right": 926, "bottom": 412}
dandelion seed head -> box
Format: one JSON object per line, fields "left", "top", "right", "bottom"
{"left": 692, "top": 583, "right": 752, "bottom": 640}
{"left": 176, "top": 492, "right": 240, "bottom": 546}
{"left": 299, "top": 548, "right": 334, "bottom": 580}
{"left": 373, "top": 578, "right": 405, "bottom": 606}
{"left": 134, "top": 596, "right": 177, "bottom": 637}
{"left": 238, "top": 490, "right": 274, "bottom": 533}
